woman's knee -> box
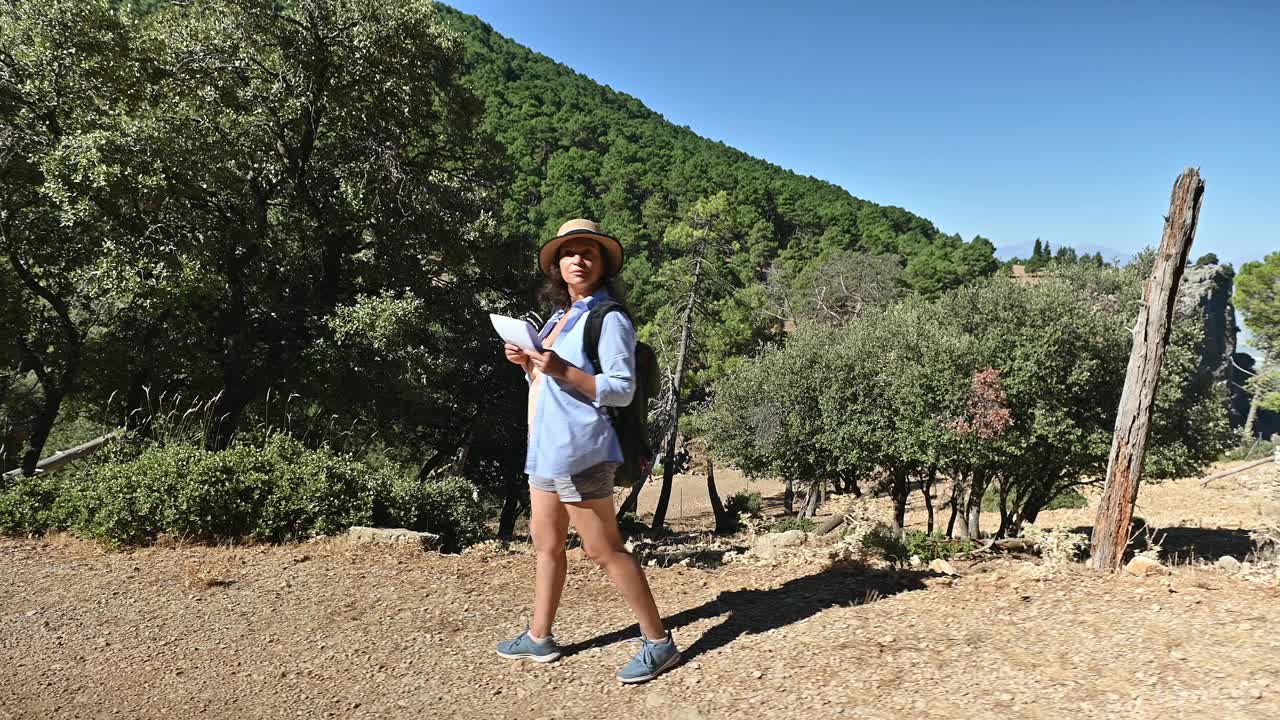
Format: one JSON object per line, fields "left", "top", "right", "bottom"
{"left": 530, "top": 522, "right": 567, "bottom": 556}
{"left": 583, "top": 541, "right": 628, "bottom": 568}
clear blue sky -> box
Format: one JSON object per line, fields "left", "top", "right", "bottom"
{"left": 448, "top": 0, "right": 1277, "bottom": 271}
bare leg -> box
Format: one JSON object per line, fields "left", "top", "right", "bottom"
{"left": 566, "top": 497, "right": 666, "bottom": 640}
{"left": 529, "top": 487, "right": 569, "bottom": 638}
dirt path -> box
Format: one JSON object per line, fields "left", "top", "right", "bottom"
{"left": 3, "top": 462, "right": 1279, "bottom": 720}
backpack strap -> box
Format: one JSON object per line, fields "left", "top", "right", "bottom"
{"left": 583, "top": 300, "right": 630, "bottom": 376}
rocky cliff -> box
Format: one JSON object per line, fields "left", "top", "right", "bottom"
{"left": 1176, "top": 263, "right": 1238, "bottom": 387}
{"left": 1175, "top": 263, "right": 1276, "bottom": 435}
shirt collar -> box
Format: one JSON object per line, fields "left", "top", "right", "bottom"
{"left": 543, "top": 287, "right": 611, "bottom": 333}
{"left": 572, "top": 287, "right": 612, "bottom": 310}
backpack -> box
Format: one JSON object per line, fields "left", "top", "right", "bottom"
{"left": 583, "top": 301, "right": 659, "bottom": 487}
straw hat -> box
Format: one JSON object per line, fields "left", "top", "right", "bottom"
{"left": 538, "top": 219, "right": 624, "bottom": 278}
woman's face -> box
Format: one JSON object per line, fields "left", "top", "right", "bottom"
{"left": 557, "top": 238, "right": 605, "bottom": 292}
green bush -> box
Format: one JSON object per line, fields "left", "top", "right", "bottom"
{"left": 724, "top": 490, "right": 764, "bottom": 530}
{"left": 860, "top": 529, "right": 974, "bottom": 564}
{"left": 0, "top": 474, "right": 77, "bottom": 536}
{"left": 0, "top": 434, "right": 489, "bottom": 550}
{"left": 618, "top": 512, "right": 649, "bottom": 537}
{"left": 388, "top": 474, "right": 487, "bottom": 553}
{"left": 902, "top": 530, "right": 975, "bottom": 562}
{"left": 861, "top": 528, "right": 909, "bottom": 563}
{"left": 771, "top": 516, "right": 816, "bottom": 533}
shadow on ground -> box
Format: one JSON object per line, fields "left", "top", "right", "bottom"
{"left": 1069, "top": 525, "right": 1256, "bottom": 562}
{"left": 562, "top": 565, "right": 931, "bottom": 662}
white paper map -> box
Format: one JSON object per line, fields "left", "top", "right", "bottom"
{"left": 489, "top": 314, "right": 542, "bottom": 352}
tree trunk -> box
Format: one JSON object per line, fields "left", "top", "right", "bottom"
{"left": 962, "top": 469, "right": 988, "bottom": 539}
{"left": 20, "top": 387, "right": 63, "bottom": 477}
{"left": 800, "top": 479, "right": 824, "bottom": 518}
{"left": 921, "top": 466, "right": 937, "bottom": 534}
{"left": 995, "top": 480, "right": 1012, "bottom": 539}
{"left": 8, "top": 253, "right": 83, "bottom": 477}
{"left": 498, "top": 471, "right": 524, "bottom": 541}
{"left": 706, "top": 457, "right": 734, "bottom": 534}
{"left": 783, "top": 476, "right": 795, "bottom": 514}
{"left": 844, "top": 471, "right": 862, "bottom": 498}
{"left": 1242, "top": 396, "right": 1260, "bottom": 442}
{"left": 890, "top": 468, "right": 909, "bottom": 534}
{"left": 618, "top": 476, "right": 645, "bottom": 519}
{"left": 1091, "top": 169, "right": 1203, "bottom": 571}
{"left": 651, "top": 257, "right": 703, "bottom": 530}
{"left": 946, "top": 470, "right": 966, "bottom": 538}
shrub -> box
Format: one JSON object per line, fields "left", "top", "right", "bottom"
{"left": 771, "top": 516, "right": 816, "bottom": 533}
{"left": 388, "top": 474, "right": 487, "bottom": 553}
{"left": 0, "top": 434, "right": 489, "bottom": 550}
{"left": 861, "top": 528, "right": 909, "bottom": 563}
{"left": 618, "top": 512, "right": 649, "bottom": 537}
{"left": 902, "top": 530, "right": 975, "bottom": 562}
{"left": 1221, "top": 439, "right": 1276, "bottom": 462}
{"left": 723, "top": 490, "right": 764, "bottom": 531}
{"left": 857, "top": 529, "right": 974, "bottom": 564}
{"left": 0, "top": 474, "right": 75, "bottom": 536}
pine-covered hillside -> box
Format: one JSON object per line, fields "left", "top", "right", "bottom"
{"left": 439, "top": 5, "right": 998, "bottom": 313}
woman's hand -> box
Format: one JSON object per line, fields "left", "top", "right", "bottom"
{"left": 526, "top": 349, "right": 569, "bottom": 378}
{"left": 503, "top": 342, "right": 529, "bottom": 369}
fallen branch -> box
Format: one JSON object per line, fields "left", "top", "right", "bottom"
{"left": 1, "top": 428, "right": 125, "bottom": 482}
{"left": 1199, "top": 456, "right": 1274, "bottom": 487}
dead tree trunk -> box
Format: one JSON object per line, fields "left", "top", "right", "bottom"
{"left": 1242, "top": 396, "right": 1260, "bottom": 442}
{"left": 1091, "top": 168, "right": 1204, "bottom": 571}
{"left": 651, "top": 256, "right": 703, "bottom": 530}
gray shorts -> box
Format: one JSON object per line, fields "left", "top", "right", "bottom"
{"left": 529, "top": 462, "right": 619, "bottom": 503}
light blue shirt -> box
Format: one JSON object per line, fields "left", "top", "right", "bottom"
{"left": 525, "top": 288, "right": 637, "bottom": 478}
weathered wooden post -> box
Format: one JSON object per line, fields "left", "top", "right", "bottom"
{"left": 1090, "top": 168, "right": 1205, "bottom": 570}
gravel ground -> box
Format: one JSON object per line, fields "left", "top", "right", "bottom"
{"left": 3, "top": 464, "right": 1279, "bottom": 720}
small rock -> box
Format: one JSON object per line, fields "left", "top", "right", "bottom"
{"left": 644, "top": 693, "right": 668, "bottom": 708}
{"left": 752, "top": 530, "right": 808, "bottom": 560}
{"left": 1216, "top": 556, "right": 1241, "bottom": 572}
{"left": 1124, "top": 556, "right": 1169, "bottom": 577}
{"left": 751, "top": 670, "right": 763, "bottom": 679}
{"left": 347, "top": 526, "right": 440, "bottom": 551}
{"left": 909, "top": 554, "right": 922, "bottom": 567}
{"left": 928, "top": 558, "right": 958, "bottom": 576}
{"left": 878, "top": 635, "right": 895, "bottom": 645}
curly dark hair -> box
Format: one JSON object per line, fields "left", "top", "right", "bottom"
{"left": 537, "top": 239, "right": 625, "bottom": 311}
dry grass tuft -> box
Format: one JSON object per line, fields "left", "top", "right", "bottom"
{"left": 182, "top": 556, "right": 238, "bottom": 591}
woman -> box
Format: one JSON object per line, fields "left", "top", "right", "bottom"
{"left": 496, "top": 219, "right": 680, "bottom": 684}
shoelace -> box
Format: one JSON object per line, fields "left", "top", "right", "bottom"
{"left": 632, "top": 636, "right": 662, "bottom": 666}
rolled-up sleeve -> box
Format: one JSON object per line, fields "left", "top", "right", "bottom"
{"left": 593, "top": 312, "right": 636, "bottom": 407}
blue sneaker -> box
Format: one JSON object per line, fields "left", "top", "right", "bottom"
{"left": 616, "top": 631, "right": 681, "bottom": 683}
{"left": 496, "top": 629, "right": 562, "bottom": 663}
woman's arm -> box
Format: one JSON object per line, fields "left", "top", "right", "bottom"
{"left": 590, "top": 312, "right": 637, "bottom": 407}
{"left": 526, "top": 312, "right": 636, "bottom": 405}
